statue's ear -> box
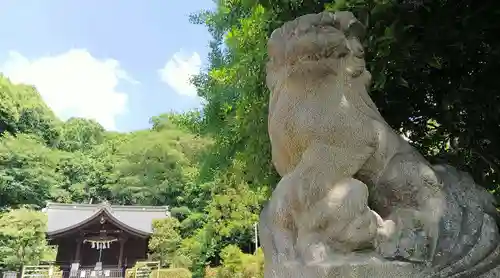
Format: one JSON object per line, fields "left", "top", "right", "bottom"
{"left": 347, "top": 19, "right": 365, "bottom": 40}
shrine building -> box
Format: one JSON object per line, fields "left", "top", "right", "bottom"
{"left": 45, "top": 202, "right": 170, "bottom": 271}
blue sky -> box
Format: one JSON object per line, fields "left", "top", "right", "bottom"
{"left": 0, "top": 0, "right": 215, "bottom": 131}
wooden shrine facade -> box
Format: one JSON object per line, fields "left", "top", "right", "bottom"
{"left": 45, "top": 202, "right": 169, "bottom": 270}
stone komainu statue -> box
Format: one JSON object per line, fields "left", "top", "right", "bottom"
{"left": 259, "top": 11, "right": 500, "bottom": 278}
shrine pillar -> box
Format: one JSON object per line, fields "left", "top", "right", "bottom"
{"left": 75, "top": 237, "right": 83, "bottom": 262}
{"left": 118, "top": 236, "right": 128, "bottom": 268}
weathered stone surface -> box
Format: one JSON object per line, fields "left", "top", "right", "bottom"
{"left": 481, "top": 267, "right": 500, "bottom": 278}
{"left": 266, "top": 260, "right": 422, "bottom": 278}
{"left": 260, "top": 10, "right": 500, "bottom": 278}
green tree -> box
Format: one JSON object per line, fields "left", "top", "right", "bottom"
{"left": 0, "top": 134, "right": 67, "bottom": 209}
{"left": 215, "top": 245, "right": 264, "bottom": 278}
{"left": 148, "top": 218, "right": 182, "bottom": 267}
{"left": 174, "top": 227, "right": 217, "bottom": 278}
{"left": 0, "top": 75, "right": 61, "bottom": 145}
{"left": 57, "top": 118, "right": 105, "bottom": 152}
{"left": 0, "top": 208, "right": 55, "bottom": 270}
{"left": 55, "top": 151, "right": 113, "bottom": 203}
{"left": 151, "top": 111, "right": 205, "bottom": 135}
{"left": 105, "top": 127, "right": 210, "bottom": 208}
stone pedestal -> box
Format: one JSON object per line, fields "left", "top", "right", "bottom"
{"left": 480, "top": 267, "right": 500, "bottom": 278}
{"left": 265, "top": 258, "right": 423, "bottom": 278}
{"left": 266, "top": 260, "right": 500, "bottom": 278}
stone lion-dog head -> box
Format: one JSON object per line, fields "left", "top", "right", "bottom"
{"left": 266, "top": 11, "right": 383, "bottom": 121}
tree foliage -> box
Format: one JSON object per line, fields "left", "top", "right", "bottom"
{"left": 204, "top": 245, "right": 263, "bottom": 278}
{"left": 149, "top": 218, "right": 182, "bottom": 267}
{"left": 0, "top": 208, "right": 55, "bottom": 270}
{"left": 0, "top": 134, "right": 65, "bottom": 209}
{"left": 0, "top": 75, "right": 60, "bottom": 145}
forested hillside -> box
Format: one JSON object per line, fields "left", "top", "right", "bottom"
{"left": 0, "top": 74, "right": 211, "bottom": 209}
{"left": 0, "top": 73, "right": 265, "bottom": 275}
{"left": 2, "top": 0, "right": 500, "bottom": 277}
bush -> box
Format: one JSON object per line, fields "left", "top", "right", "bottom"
{"left": 125, "top": 268, "right": 134, "bottom": 278}
{"left": 213, "top": 245, "right": 264, "bottom": 278}
{"left": 171, "top": 254, "right": 192, "bottom": 269}
{"left": 126, "top": 268, "right": 191, "bottom": 278}
{"left": 204, "top": 266, "right": 219, "bottom": 278}
{"left": 151, "top": 268, "right": 191, "bottom": 278}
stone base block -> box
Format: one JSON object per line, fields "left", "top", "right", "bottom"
{"left": 265, "top": 259, "right": 423, "bottom": 278}
{"left": 480, "top": 267, "right": 500, "bottom": 278}
{"left": 266, "top": 261, "right": 500, "bottom": 278}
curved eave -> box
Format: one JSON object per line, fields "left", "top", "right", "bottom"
{"left": 47, "top": 208, "right": 151, "bottom": 239}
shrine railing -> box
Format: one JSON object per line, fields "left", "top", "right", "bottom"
{"left": 21, "top": 265, "right": 62, "bottom": 278}
{"left": 20, "top": 266, "right": 125, "bottom": 278}
{"left": 70, "top": 268, "right": 123, "bottom": 278}
{"left": 2, "top": 271, "right": 19, "bottom": 278}
{"left": 125, "top": 261, "right": 160, "bottom": 278}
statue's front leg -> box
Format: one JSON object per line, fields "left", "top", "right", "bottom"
{"left": 289, "top": 141, "right": 376, "bottom": 264}
{"left": 260, "top": 175, "right": 299, "bottom": 265}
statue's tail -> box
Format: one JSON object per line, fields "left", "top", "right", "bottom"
{"left": 429, "top": 164, "right": 500, "bottom": 278}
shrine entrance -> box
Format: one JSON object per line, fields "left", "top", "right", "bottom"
{"left": 80, "top": 231, "right": 123, "bottom": 267}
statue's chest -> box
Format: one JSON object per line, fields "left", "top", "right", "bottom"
{"left": 270, "top": 93, "right": 358, "bottom": 141}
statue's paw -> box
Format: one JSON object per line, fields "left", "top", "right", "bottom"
{"left": 397, "top": 226, "right": 428, "bottom": 262}
{"left": 296, "top": 235, "right": 331, "bottom": 265}
{"left": 374, "top": 212, "right": 430, "bottom": 263}
{"left": 374, "top": 219, "right": 398, "bottom": 258}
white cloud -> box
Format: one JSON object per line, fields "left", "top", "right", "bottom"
{"left": 158, "top": 50, "right": 202, "bottom": 98}
{"left": 0, "top": 49, "right": 137, "bottom": 130}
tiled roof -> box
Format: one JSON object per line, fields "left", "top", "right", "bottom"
{"left": 44, "top": 202, "right": 170, "bottom": 236}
